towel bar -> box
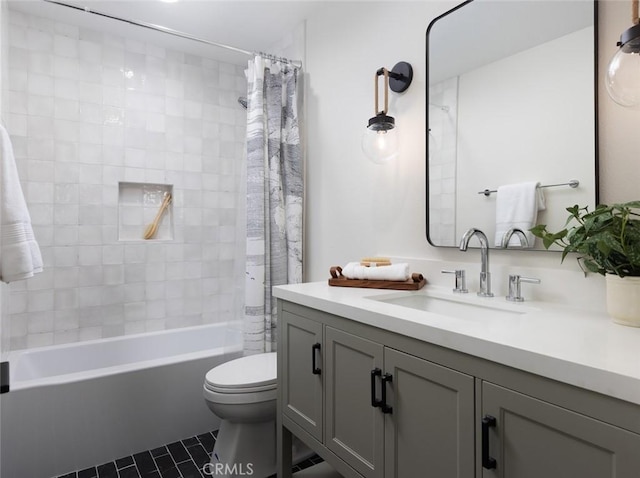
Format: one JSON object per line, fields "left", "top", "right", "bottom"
{"left": 478, "top": 179, "right": 579, "bottom": 197}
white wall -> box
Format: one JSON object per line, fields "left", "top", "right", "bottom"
{"left": 598, "top": 0, "right": 640, "bottom": 203}
{"left": 304, "top": 1, "right": 634, "bottom": 312}
{"left": 305, "top": 1, "right": 453, "bottom": 279}
{"left": 0, "top": 0, "right": 7, "bottom": 358}
{"left": 0, "top": 0, "right": 5, "bottom": 110}
{"left": 0, "top": 2, "right": 7, "bottom": 466}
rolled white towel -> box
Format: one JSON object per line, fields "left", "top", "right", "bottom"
{"left": 342, "top": 262, "right": 410, "bottom": 282}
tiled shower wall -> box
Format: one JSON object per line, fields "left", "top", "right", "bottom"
{"left": 3, "top": 9, "right": 247, "bottom": 350}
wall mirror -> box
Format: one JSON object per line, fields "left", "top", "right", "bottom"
{"left": 426, "top": 0, "right": 598, "bottom": 250}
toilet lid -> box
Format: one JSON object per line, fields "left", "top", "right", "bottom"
{"left": 205, "top": 352, "right": 277, "bottom": 391}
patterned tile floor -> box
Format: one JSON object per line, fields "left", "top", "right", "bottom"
{"left": 267, "top": 454, "right": 324, "bottom": 478}
{"left": 55, "top": 430, "right": 322, "bottom": 478}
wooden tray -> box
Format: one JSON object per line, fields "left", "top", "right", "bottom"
{"left": 328, "top": 266, "right": 426, "bottom": 290}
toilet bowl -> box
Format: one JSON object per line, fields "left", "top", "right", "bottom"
{"left": 203, "top": 352, "right": 311, "bottom": 478}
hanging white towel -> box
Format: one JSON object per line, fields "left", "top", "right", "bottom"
{"left": 494, "top": 181, "right": 546, "bottom": 248}
{"left": 0, "top": 124, "right": 43, "bottom": 282}
{"left": 342, "top": 262, "right": 410, "bottom": 282}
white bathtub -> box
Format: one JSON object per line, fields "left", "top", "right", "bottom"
{"left": 1, "top": 323, "right": 243, "bottom": 478}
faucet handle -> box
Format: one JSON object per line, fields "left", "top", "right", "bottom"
{"left": 507, "top": 274, "right": 540, "bottom": 302}
{"left": 441, "top": 269, "right": 468, "bottom": 293}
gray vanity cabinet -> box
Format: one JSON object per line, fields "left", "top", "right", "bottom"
{"left": 325, "top": 326, "right": 476, "bottom": 478}
{"left": 383, "top": 348, "right": 475, "bottom": 478}
{"left": 278, "top": 300, "right": 640, "bottom": 478}
{"left": 282, "top": 311, "right": 476, "bottom": 478}
{"left": 325, "top": 327, "right": 475, "bottom": 478}
{"left": 481, "top": 382, "right": 640, "bottom": 478}
{"left": 325, "top": 327, "right": 384, "bottom": 478}
{"left": 281, "top": 311, "right": 324, "bottom": 441}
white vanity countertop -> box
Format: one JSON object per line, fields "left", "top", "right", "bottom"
{"left": 273, "top": 282, "right": 640, "bottom": 406}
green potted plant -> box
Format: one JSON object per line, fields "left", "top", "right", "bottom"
{"left": 531, "top": 201, "right": 640, "bottom": 327}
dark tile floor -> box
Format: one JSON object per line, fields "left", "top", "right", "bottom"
{"left": 55, "top": 430, "right": 322, "bottom": 478}
{"left": 267, "top": 454, "right": 324, "bottom": 478}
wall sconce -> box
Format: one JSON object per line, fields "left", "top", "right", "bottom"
{"left": 362, "top": 61, "right": 413, "bottom": 164}
{"left": 606, "top": 0, "right": 640, "bottom": 106}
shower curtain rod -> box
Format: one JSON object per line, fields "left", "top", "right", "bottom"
{"left": 42, "top": 0, "right": 303, "bottom": 68}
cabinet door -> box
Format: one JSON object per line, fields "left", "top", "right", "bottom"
{"left": 325, "top": 326, "right": 384, "bottom": 478}
{"left": 384, "top": 348, "right": 475, "bottom": 478}
{"left": 281, "top": 311, "right": 324, "bottom": 441}
{"left": 481, "top": 381, "right": 640, "bottom": 478}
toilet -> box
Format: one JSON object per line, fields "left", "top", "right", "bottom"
{"left": 203, "top": 352, "right": 311, "bottom": 478}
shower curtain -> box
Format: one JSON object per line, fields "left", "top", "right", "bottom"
{"left": 244, "top": 56, "right": 303, "bottom": 354}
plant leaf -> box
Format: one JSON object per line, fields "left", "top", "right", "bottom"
{"left": 582, "top": 258, "right": 604, "bottom": 274}
{"left": 529, "top": 224, "right": 547, "bottom": 238}
{"left": 538, "top": 202, "right": 640, "bottom": 277}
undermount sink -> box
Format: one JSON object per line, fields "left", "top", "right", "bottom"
{"left": 370, "top": 292, "right": 530, "bottom": 321}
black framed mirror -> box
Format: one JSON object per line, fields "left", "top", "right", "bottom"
{"left": 426, "top": 0, "right": 598, "bottom": 250}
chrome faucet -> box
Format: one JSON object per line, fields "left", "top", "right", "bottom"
{"left": 500, "top": 228, "right": 530, "bottom": 249}
{"left": 459, "top": 228, "right": 494, "bottom": 297}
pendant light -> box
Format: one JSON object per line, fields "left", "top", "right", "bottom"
{"left": 362, "top": 62, "right": 413, "bottom": 164}
{"left": 606, "top": 0, "right": 640, "bottom": 106}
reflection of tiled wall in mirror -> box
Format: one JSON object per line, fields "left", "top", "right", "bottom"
{"left": 428, "top": 77, "right": 457, "bottom": 246}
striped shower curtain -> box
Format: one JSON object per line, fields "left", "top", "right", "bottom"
{"left": 244, "top": 56, "right": 303, "bottom": 354}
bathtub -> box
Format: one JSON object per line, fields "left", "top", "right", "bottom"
{"left": 1, "top": 323, "right": 243, "bottom": 478}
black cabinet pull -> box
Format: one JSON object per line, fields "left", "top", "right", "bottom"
{"left": 370, "top": 368, "right": 382, "bottom": 408}
{"left": 0, "top": 361, "right": 9, "bottom": 394}
{"left": 311, "top": 343, "right": 321, "bottom": 375}
{"left": 381, "top": 373, "right": 393, "bottom": 414}
{"left": 482, "top": 415, "right": 497, "bottom": 470}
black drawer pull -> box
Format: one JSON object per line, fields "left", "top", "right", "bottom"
{"left": 0, "top": 361, "right": 9, "bottom": 394}
{"left": 311, "top": 343, "right": 321, "bottom": 375}
{"left": 381, "top": 373, "right": 393, "bottom": 414}
{"left": 370, "top": 368, "right": 382, "bottom": 408}
{"left": 482, "top": 415, "right": 497, "bottom": 470}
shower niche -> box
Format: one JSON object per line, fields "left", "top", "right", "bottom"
{"left": 118, "top": 182, "right": 175, "bottom": 241}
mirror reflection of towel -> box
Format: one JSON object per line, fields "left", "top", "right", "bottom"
{"left": 0, "top": 124, "right": 43, "bottom": 282}
{"left": 494, "top": 181, "right": 546, "bottom": 247}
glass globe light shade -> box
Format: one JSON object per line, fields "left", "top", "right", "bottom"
{"left": 606, "top": 26, "right": 640, "bottom": 107}
{"left": 362, "top": 128, "right": 399, "bottom": 164}
{"left": 362, "top": 114, "right": 399, "bottom": 164}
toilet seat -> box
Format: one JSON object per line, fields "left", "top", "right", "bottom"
{"left": 204, "top": 352, "right": 277, "bottom": 395}
{"left": 203, "top": 386, "right": 277, "bottom": 405}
